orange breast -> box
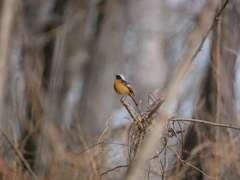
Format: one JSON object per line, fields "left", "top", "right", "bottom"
{"left": 114, "top": 80, "right": 130, "bottom": 95}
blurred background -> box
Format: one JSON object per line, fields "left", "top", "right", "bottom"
{"left": 0, "top": 0, "right": 240, "bottom": 179}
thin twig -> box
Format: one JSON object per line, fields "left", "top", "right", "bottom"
{"left": 100, "top": 165, "right": 128, "bottom": 180}
{"left": 171, "top": 118, "right": 240, "bottom": 131}
{"left": 0, "top": 126, "right": 39, "bottom": 180}
{"left": 162, "top": 136, "right": 168, "bottom": 180}
{"left": 189, "top": 0, "right": 230, "bottom": 64}
{"left": 168, "top": 147, "right": 226, "bottom": 179}
{"left": 97, "top": 117, "right": 113, "bottom": 152}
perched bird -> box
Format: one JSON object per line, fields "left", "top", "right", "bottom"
{"left": 113, "top": 74, "right": 138, "bottom": 106}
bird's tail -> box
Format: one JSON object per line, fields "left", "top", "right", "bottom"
{"left": 129, "top": 94, "right": 138, "bottom": 106}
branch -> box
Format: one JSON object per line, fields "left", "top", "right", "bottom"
{"left": 168, "top": 147, "right": 224, "bottom": 179}
{"left": 171, "top": 118, "right": 240, "bottom": 131}
{"left": 121, "top": 99, "right": 138, "bottom": 122}
{"left": 189, "top": 0, "right": 230, "bottom": 64}
{"left": 100, "top": 165, "right": 128, "bottom": 180}
{"left": 0, "top": 126, "right": 39, "bottom": 180}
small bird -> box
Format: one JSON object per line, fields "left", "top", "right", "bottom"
{"left": 114, "top": 74, "right": 138, "bottom": 106}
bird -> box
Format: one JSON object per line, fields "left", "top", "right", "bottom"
{"left": 113, "top": 74, "right": 138, "bottom": 106}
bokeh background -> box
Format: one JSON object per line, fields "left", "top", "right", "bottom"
{"left": 0, "top": 0, "right": 240, "bottom": 179}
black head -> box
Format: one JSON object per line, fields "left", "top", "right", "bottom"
{"left": 114, "top": 74, "right": 125, "bottom": 80}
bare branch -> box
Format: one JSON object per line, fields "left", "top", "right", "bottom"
{"left": 171, "top": 118, "right": 240, "bottom": 131}
{"left": 0, "top": 126, "right": 39, "bottom": 180}
{"left": 189, "top": 0, "right": 230, "bottom": 64}
{"left": 0, "top": 0, "right": 16, "bottom": 122}
{"left": 100, "top": 165, "right": 128, "bottom": 180}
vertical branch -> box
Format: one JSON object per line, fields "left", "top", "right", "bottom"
{"left": 132, "top": 125, "right": 145, "bottom": 160}
{"left": 123, "top": 100, "right": 146, "bottom": 176}
{"left": 211, "top": 2, "right": 223, "bottom": 177}
{"left": 161, "top": 136, "right": 168, "bottom": 180}
{"left": 126, "top": 124, "right": 145, "bottom": 177}
{"left": 214, "top": 0, "right": 222, "bottom": 142}
{"left": 0, "top": 0, "right": 16, "bottom": 122}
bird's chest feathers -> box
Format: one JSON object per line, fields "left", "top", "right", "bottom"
{"left": 114, "top": 80, "right": 130, "bottom": 95}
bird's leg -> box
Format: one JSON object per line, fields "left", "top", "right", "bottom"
{"left": 120, "top": 95, "right": 126, "bottom": 102}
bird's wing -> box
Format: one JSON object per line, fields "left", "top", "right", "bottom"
{"left": 122, "top": 80, "right": 135, "bottom": 96}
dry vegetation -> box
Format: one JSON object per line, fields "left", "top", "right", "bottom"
{"left": 0, "top": 0, "right": 240, "bottom": 180}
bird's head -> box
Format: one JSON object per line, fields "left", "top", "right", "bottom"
{"left": 114, "top": 74, "right": 125, "bottom": 80}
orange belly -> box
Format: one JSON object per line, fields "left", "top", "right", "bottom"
{"left": 114, "top": 80, "right": 130, "bottom": 95}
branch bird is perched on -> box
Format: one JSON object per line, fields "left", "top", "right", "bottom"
{"left": 114, "top": 74, "right": 138, "bottom": 106}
